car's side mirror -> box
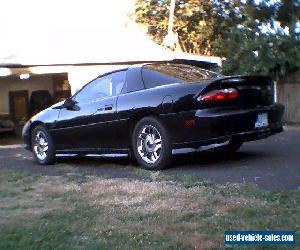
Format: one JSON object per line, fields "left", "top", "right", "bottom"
{"left": 63, "top": 98, "right": 76, "bottom": 110}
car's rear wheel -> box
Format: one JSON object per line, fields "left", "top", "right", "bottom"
{"left": 132, "top": 117, "right": 172, "bottom": 170}
{"left": 214, "top": 139, "right": 243, "bottom": 154}
{"left": 31, "top": 125, "right": 56, "bottom": 165}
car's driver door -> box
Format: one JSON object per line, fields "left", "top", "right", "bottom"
{"left": 53, "top": 71, "right": 126, "bottom": 150}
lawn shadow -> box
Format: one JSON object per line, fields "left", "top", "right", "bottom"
{"left": 56, "top": 148, "right": 266, "bottom": 172}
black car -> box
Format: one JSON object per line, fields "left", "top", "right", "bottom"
{"left": 23, "top": 63, "right": 284, "bottom": 170}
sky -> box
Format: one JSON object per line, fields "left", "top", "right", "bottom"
{"left": 0, "top": 0, "right": 135, "bottom": 59}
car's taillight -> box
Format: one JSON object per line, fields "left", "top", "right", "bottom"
{"left": 198, "top": 88, "right": 239, "bottom": 103}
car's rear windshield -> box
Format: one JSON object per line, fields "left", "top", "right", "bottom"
{"left": 142, "top": 63, "right": 221, "bottom": 89}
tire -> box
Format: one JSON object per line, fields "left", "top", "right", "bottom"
{"left": 31, "top": 125, "right": 56, "bottom": 165}
{"left": 132, "top": 117, "right": 172, "bottom": 170}
{"left": 214, "top": 139, "right": 243, "bottom": 154}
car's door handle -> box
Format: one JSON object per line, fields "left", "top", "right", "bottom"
{"left": 104, "top": 104, "right": 113, "bottom": 111}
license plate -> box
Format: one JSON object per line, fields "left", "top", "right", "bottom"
{"left": 255, "top": 113, "right": 268, "bottom": 128}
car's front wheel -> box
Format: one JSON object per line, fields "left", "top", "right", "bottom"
{"left": 132, "top": 117, "right": 172, "bottom": 170}
{"left": 31, "top": 125, "right": 56, "bottom": 165}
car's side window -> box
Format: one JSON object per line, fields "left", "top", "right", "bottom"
{"left": 123, "top": 67, "right": 145, "bottom": 93}
{"left": 74, "top": 71, "right": 126, "bottom": 103}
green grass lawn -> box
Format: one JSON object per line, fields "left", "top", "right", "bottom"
{"left": 0, "top": 169, "right": 298, "bottom": 249}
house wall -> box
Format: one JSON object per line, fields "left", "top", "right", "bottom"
{"left": 277, "top": 70, "right": 300, "bottom": 124}
{"left": 0, "top": 75, "right": 54, "bottom": 114}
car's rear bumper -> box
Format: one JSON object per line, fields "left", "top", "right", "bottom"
{"left": 173, "top": 125, "right": 283, "bottom": 149}
{"left": 161, "top": 103, "right": 284, "bottom": 148}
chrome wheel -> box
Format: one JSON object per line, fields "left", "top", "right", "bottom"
{"left": 33, "top": 130, "right": 49, "bottom": 161}
{"left": 137, "top": 125, "right": 162, "bottom": 164}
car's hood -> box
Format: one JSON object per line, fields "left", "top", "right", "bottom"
{"left": 50, "top": 100, "right": 65, "bottom": 109}
{"left": 36, "top": 100, "right": 64, "bottom": 116}
{"left": 28, "top": 101, "right": 64, "bottom": 123}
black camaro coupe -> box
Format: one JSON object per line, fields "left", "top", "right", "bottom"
{"left": 23, "top": 63, "right": 284, "bottom": 170}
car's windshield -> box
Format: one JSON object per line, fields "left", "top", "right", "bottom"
{"left": 72, "top": 70, "right": 127, "bottom": 103}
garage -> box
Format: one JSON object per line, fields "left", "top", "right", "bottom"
{"left": 0, "top": 71, "right": 70, "bottom": 138}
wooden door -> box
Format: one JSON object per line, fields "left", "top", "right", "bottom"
{"left": 9, "top": 90, "right": 29, "bottom": 121}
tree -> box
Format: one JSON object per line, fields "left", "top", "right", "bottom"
{"left": 214, "top": 0, "right": 300, "bottom": 78}
{"left": 277, "top": 0, "right": 300, "bottom": 40}
{"left": 133, "top": 0, "right": 300, "bottom": 78}
{"left": 134, "top": 0, "right": 221, "bottom": 55}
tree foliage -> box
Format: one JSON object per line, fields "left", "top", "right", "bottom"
{"left": 134, "top": 0, "right": 221, "bottom": 55}
{"left": 133, "top": 0, "right": 300, "bottom": 78}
